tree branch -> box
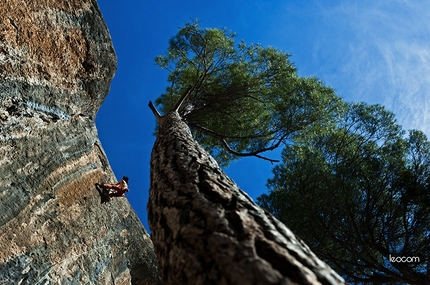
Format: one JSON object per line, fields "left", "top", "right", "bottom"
{"left": 148, "top": 101, "right": 163, "bottom": 121}
{"left": 219, "top": 138, "right": 279, "bottom": 163}
{"left": 173, "top": 85, "right": 193, "bottom": 112}
{"left": 190, "top": 122, "right": 277, "bottom": 140}
{"left": 189, "top": 123, "right": 282, "bottom": 163}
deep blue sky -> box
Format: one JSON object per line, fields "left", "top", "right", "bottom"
{"left": 95, "top": 0, "right": 430, "bottom": 231}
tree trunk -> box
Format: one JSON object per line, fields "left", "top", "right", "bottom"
{"left": 148, "top": 111, "right": 345, "bottom": 285}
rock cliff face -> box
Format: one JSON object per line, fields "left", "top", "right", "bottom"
{"left": 0, "top": 1, "right": 160, "bottom": 284}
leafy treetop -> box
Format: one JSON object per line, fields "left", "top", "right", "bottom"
{"left": 153, "top": 21, "right": 342, "bottom": 166}
{"left": 258, "top": 102, "right": 430, "bottom": 284}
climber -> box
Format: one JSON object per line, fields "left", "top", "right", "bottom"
{"left": 96, "top": 176, "right": 129, "bottom": 202}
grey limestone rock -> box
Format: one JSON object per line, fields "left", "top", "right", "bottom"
{"left": 0, "top": 0, "right": 161, "bottom": 284}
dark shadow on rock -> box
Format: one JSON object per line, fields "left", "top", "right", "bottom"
{"left": 95, "top": 183, "right": 110, "bottom": 204}
{"left": 130, "top": 263, "right": 162, "bottom": 285}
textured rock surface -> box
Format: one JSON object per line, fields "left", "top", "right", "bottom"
{"left": 148, "top": 111, "right": 345, "bottom": 285}
{"left": 0, "top": 1, "right": 161, "bottom": 284}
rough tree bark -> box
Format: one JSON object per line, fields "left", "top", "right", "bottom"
{"left": 148, "top": 110, "right": 346, "bottom": 285}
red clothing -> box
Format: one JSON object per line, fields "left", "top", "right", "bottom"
{"left": 101, "top": 179, "right": 129, "bottom": 198}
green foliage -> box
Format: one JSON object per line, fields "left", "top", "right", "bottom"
{"left": 155, "top": 21, "right": 342, "bottom": 166}
{"left": 257, "top": 102, "right": 430, "bottom": 284}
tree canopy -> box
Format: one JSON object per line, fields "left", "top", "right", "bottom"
{"left": 154, "top": 21, "right": 341, "bottom": 166}
{"left": 257, "top": 102, "right": 430, "bottom": 284}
